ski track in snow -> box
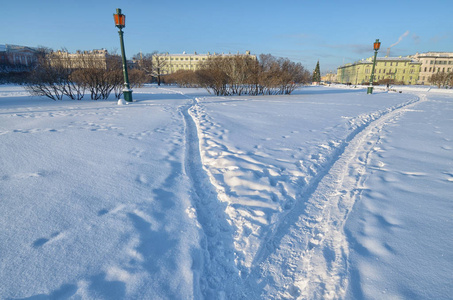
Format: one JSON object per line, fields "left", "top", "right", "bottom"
{"left": 174, "top": 87, "right": 423, "bottom": 299}
{"left": 244, "top": 95, "right": 424, "bottom": 299}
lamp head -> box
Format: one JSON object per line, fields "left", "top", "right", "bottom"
{"left": 373, "top": 39, "right": 381, "bottom": 51}
{"left": 114, "top": 8, "right": 125, "bottom": 29}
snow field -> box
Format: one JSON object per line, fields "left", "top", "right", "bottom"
{"left": 0, "top": 85, "right": 451, "bottom": 299}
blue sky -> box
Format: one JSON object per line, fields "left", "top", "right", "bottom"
{"left": 2, "top": 0, "right": 452, "bottom": 73}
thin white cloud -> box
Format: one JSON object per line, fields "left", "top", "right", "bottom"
{"left": 430, "top": 34, "right": 449, "bottom": 43}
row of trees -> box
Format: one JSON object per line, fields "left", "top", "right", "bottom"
{"left": 26, "top": 48, "right": 147, "bottom": 100}
{"left": 24, "top": 49, "right": 312, "bottom": 100}
{"left": 164, "top": 54, "right": 311, "bottom": 96}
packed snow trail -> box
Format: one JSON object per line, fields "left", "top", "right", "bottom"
{"left": 169, "top": 90, "right": 242, "bottom": 298}
{"left": 240, "top": 95, "right": 424, "bottom": 298}
{"left": 185, "top": 90, "right": 422, "bottom": 299}
{"left": 344, "top": 92, "right": 453, "bottom": 299}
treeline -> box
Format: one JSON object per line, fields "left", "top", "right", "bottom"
{"left": 25, "top": 48, "right": 146, "bottom": 100}
{"left": 15, "top": 49, "right": 310, "bottom": 100}
{"left": 165, "top": 54, "right": 311, "bottom": 95}
{"left": 0, "top": 62, "right": 32, "bottom": 84}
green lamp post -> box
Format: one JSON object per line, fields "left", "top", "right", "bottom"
{"left": 114, "top": 8, "right": 133, "bottom": 102}
{"left": 367, "top": 39, "right": 381, "bottom": 94}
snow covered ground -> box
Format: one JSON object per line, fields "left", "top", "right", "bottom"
{"left": 0, "top": 85, "right": 451, "bottom": 299}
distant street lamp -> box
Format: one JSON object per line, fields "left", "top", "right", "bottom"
{"left": 367, "top": 39, "right": 381, "bottom": 94}
{"left": 114, "top": 8, "right": 133, "bottom": 102}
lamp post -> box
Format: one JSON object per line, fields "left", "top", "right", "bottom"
{"left": 114, "top": 8, "right": 133, "bottom": 102}
{"left": 367, "top": 39, "right": 381, "bottom": 94}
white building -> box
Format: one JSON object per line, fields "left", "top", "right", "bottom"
{"left": 409, "top": 52, "right": 453, "bottom": 84}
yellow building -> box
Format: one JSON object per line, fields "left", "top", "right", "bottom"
{"left": 321, "top": 72, "right": 337, "bottom": 83}
{"left": 337, "top": 57, "right": 421, "bottom": 85}
{"left": 50, "top": 49, "right": 112, "bottom": 69}
{"left": 153, "top": 51, "right": 257, "bottom": 74}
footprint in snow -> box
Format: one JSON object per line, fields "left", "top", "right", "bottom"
{"left": 32, "top": 232, "right": 62, "bottom": 248}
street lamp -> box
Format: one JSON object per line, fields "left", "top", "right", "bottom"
{"left": 367, "top": 39, "right": 381, "bottom": 94}
{"left": 114, "top": 8, "right": 133, "bottom": 102}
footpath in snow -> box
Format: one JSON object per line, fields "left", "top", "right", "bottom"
{"left": 0, "top": 85, "right": 451, "bottom": 299}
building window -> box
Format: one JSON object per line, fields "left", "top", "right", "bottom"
{"left": 430, "top": 60, "right": 434, "bottom": 64}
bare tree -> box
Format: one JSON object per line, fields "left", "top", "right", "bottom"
{"left": 151, "top": 52, "right": 168, "bottom": 86}
{"left": 165, "top": 70, "right": 198, "bottom": 87}
{"left": 429, "top": 72, "right": 452, "bottom": 88}
{"left": 133, "top": 51, "right": 168, "bottom": 85}
{"left": 132, "top": 52, "right": 153, "bottom": 82}
{"left": 26, "top": 48, "right": 67, "bottom": 100}
{"left": 195, "top": 54, "right": 309, "bottom": 96}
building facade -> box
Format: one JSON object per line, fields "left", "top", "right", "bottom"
{"left": 151, "top": 51, "right": 257, "bottom": 75}
{"left": 0, "top": 44, "right": 39, "bottom": 69}
{"left": 49, "top": 49, "right": 113, "bottom": 69}
{"left": 337, "top": 56, "right": 421, "bottom": 85}
{"left": 321, "top": 72, "right": 337, "bottom": 83}
{"left": 409, "top": 52, "right": 453, "bottom": 85}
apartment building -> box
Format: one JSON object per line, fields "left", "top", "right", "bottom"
{"left": 409, "top": 52, "right": 453, "bottom": 84}
{"left": 151, "top": 51, "right": 257, "bottom": 75}
{"left": 337, "top": 56, "right": 421, "bottom": 85}
{"left": 49, "top": 49, "right": 115, "bottom": 69}
{"left": 0, "top": 44, "right": 38, "bottom": 68}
